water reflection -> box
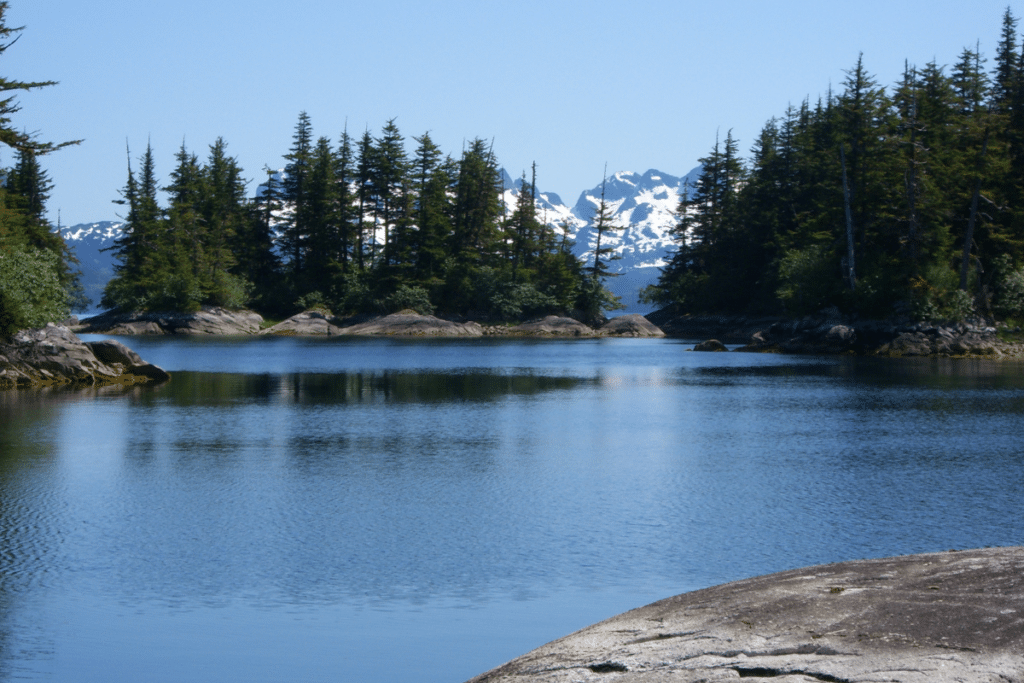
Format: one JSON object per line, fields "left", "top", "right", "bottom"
{"left": 1, "top": 347, "right": 1024, "bottom": 683}
{"left": 135, "top": 370, "right": 588, "bottom": 407}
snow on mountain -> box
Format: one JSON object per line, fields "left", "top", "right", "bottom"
{"left": 502, "top": 167, "right": 701, "bottom": 313}
{"left": 60, "top": 166, "right": 700, "bottom": 316}
{"left": 58, "top": 221, "right": 124, "bottom": 312}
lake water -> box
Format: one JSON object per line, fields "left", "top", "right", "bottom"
{"left": 2, "top": 336, "right": 1023, "bottom": 682}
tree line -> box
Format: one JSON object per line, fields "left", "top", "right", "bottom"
{"left": 647, "top": 8, "right": 1024, "bottom": 322}
{"left": 101, "top": 114, "right": 623, "bottom": 323}
{"left": 0, "top": 1, "right": 86, "bottom": 339}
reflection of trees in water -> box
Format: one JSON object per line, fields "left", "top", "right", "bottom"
{"left": 134, "top": 371, "right": 587, "bottom": 407}
{"left": 691, "top": 357, "right": 1024, "bottom": 393}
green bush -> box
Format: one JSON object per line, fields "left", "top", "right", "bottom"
{"left": 381, "top": 285, "right": 434, "bottom": 315}
{"left": 910, "top": 263, "right": 974, "bottom": 322}
{"left": 296, "top": 290, "right": 330, "bottom": 314}
{"left": 208, "top": 271, "right": 253, "bottom": 309}
{"left": 0, "top": 247, "right": 71, "bottom": 338}
{"left": 993, "top": 254, "right": 1024, "bottom": 318}
{"left": 776, "top": 244, "right": 838, "bottom": 314}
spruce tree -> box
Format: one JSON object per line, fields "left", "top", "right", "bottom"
{"left": 282, "top": 112, "right": 314, "bottom": 281}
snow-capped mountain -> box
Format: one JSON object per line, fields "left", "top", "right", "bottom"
{"left": 59, "top": 221, "right": 124, "bottom": 312}
{"left": 501, "top": 167, "right": 700, "bottom": 312}
{"left": 58, "top": 166, "right": 699, "bottom": 315}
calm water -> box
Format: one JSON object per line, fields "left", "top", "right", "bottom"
{"left": 2, "top": 336, "right": 1023, "bottom": 682}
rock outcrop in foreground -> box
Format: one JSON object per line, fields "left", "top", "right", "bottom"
{"left": 467, "top": 547, "right": 1024, "bottom": 683}
{"left": 1, "top": 324, "right": 170, "bottom": 389}
{"left": 77, "top": 307, "right": 263, "bottom": 335}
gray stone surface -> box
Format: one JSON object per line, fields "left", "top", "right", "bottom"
{"left": 78, "top": 307, "right": 263, "bottom": 335}
{"left": 1, "top": 324, "right": 170, "bottom": 388}
{"left": 466, "top": 547, "right": 1024, "bottom": 683}
{"left": 335, "top": 311, "right": 484, "bottom": 336}
{"left": 509, "top": 316, "right": 596, "bottom": 337}
{"left": 259, "top": 310, "right": 346, "bottom": 336}
{"left": 693, "top": 339, "right": 728, "bottom": 352}
{"left": 599, "top": 315, "right": 665, "bottom": 338}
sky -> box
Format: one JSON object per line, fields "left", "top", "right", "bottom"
{"left": 5, "top": 0, "right": 1023, "bottom": 226}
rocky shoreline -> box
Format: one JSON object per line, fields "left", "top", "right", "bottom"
{"left": 0, "top": 324, "right": 170, "bottom": 389}
{"left": 77, "top": 308, "right": 668, "bottom": 339}
{"left": 466, "top": 546, "right": 1024, "bottom": 683}
{"left": 69, "top": 305, "right": 1024, "bottom": 358}
{"left": 652, "top": 307, "right": 1024, "bottom": 359}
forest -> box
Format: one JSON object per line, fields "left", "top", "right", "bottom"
{"left": 5, "top": 5, "right": 1024, "bottom": 338}
{"left": 647, "top": 8, "right": 1024, "bottom": 323}
{"left": 99, "top": 117, "right": 623, "bottom": 324}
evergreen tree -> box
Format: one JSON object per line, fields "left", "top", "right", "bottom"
{"left": 355, "top": 129, "right": 377, "bottom": 268}
{"left": 304, "top": 135, "right": 339, "bottom": 292}
{"left": 334, "top": 127, "right": 358, "bottom": 272}
{"left": 103, "top": 143, "right": 166, "bottom": 311}
{"left": 410, "top": 132, "right": 451, "bottom": 284}
{"left": 281, "top": 112, "right": 314, "bottom": 280}
{"left": 373, "top": 118, "right": 410, "bottom": 268}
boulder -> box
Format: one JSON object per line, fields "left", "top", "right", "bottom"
{"left": 0, "top": 324, "right": 169, "bottom": 389}
{"left": 508, "top": 315, "right": 595, "bottom": 337}
{"left": 598, "top": 314, "right": 665, "bottom": 337}
{"left": 79, "top": 307, "right": 263, "bottom": 335}
{"left": 693, "top": 338, "right": 728, "bottom": 352}
{"left": 466, "top": 546, "right": 1024, "bottom": 683}
{"left": 335, "top": 311, "right": 484, "bottom": 336}
{"left": 260, "top": 310, "right": 346, "bottom": 336}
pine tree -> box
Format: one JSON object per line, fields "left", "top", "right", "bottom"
{"left": 103, "top": 143, "right": 165, "bottom": 311}
{"left": 305, "top": 135, "right": 339, "bottom": 289}
{"left": 334, "top": 126, "right": 358, "bottom": 272}
{"left": 410, "top": 132, "right": 451, "bottom": 283}
{"left": 282, "top": 112, "right": 314, "bottom": 280}
{"left": 373, "top": 118, "right": 409, "bottom": 268}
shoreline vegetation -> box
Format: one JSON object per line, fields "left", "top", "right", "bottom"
{"left": 7, "top": 6, "right": 1024, "bottom": 378}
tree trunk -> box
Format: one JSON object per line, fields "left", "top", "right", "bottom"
{"left": 960, "top": 129, "right": 990, "bottom": 291}
{"left": 840, "top": 144, "right": 856, "bottom": 291}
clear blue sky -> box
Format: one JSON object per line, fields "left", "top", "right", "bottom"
{"left": 6, "top": 0, "right": 1022, "bottom": 226}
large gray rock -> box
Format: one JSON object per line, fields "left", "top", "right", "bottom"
{"left": 693, "top": 338, "right": 728, "bottom": 352}
{"left": 508, "top": 316, "right": 596, "bottom": 337}
{"left": 335, "top": 311, "right": 484, "bottom": 336}
{"left": 78, "top": 307, "right": 263, "bottom": 335}
{"left": 599, "top": 314, "right": 665, "bottom": 337}
{"left": 0, "top": 324, "right": 169, "bottom": 389}
{"left": 260, "top": 310, "right": 346, "bottom": 336}
{"left": 466, "top": 547, "right": 1024, "bottom": 683}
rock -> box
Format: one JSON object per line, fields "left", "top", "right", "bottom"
{"left": 84, "top": 339, "right": 171, "bottom": 381}
{"left": 260, "top": 310, "right": 346, "bottom": 336}
{"left": 693, "top": 339, "right": 727, "bottom": 352}
{"left": 79, "top": 307, "right": 263, "bottom": 335}
{"left": 466, "top": 546, "right": 1024, "bottom": 683}
{"left": 507, "top": 315, "right": 595, "bottom": 337}
{"left": 598, "top": 314, "right": 665, "bottom": 337}
{"left": 335, "top": 311, "right": 484, "bottom": 336}
{"left": 0, "top": 324, "right": 169, "bottom": 389}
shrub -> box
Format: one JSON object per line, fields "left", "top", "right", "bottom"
{"left": 776, "top": 245, "right": 838, "bottom": 314}
{"left": 0, "top": 247, "right": 71, "bottom": 337}
{"left": 381, "top": 285, "right": 434, "bottom": 315}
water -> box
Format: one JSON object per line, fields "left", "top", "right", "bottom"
{"left": 1, "top": 336, "right": 1023, "bottom": 682}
